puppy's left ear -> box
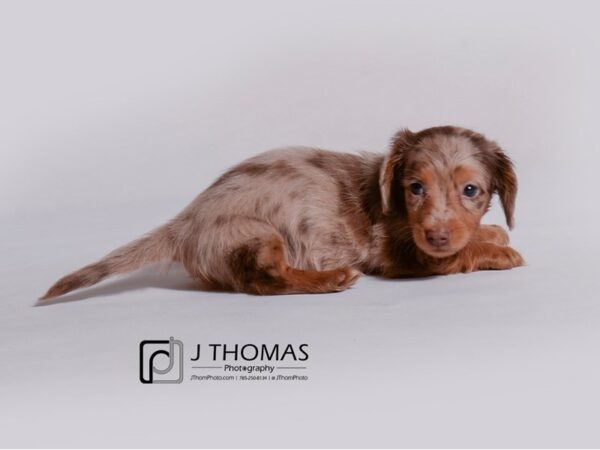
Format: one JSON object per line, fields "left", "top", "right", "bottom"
{"left": 488, "top": 143, "right": 518, "bottom": 229}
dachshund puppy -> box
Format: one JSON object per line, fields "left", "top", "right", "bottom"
{"left": 41, "top": 126, "right": 524, "bottom": 299}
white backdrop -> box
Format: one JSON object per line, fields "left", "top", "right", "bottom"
{"left": 1, "top": 0, "right": 600, "bottom": 447}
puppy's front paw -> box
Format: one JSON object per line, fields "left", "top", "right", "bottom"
{"left": 479, "top": 224, "right": 510, "bottom": 246}
{"left": 483, "top": 246, "right": 525, "bottom": 270}
{"left": 330, "top": 267, "right": 362, "bottom": 291}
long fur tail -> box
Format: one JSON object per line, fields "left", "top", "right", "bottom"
{"left": 40, "top": 225, "right": 175, "bottom": 300}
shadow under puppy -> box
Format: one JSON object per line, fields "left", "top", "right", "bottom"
{"left": 42, "top": 126, "right": 524, "bottom": 298}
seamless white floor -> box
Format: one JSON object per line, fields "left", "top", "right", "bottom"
{"left": 1, "top": 0, "right": 600, "bottom": 447}
{"left": 2, "top": 204, "right": 600, "bottom": 447}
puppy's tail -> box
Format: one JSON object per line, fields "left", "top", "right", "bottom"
{"left": 40, "top": 224, "right": 176, "bottom": 300}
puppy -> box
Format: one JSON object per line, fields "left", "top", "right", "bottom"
{"left": 41, "top": 126, "right": 524, "bottom": 299}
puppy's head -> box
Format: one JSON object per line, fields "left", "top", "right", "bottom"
{"left": 379, "top": 126, "right": 517, "bottom": 258}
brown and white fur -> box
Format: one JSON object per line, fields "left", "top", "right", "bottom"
{"left": 41, "top": 126, "right": 524, "bottom": 299}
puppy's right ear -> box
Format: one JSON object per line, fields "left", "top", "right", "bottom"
{"left": 380, "top": 129, "right": 415, "bottom": 215}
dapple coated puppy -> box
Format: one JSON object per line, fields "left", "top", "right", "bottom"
{"left": 42, "top": 126, "right": 524, "bottom": 299}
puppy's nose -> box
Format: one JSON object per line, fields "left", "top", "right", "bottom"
{"left": 425, "top": 229, "right": 450, "bottom": 247}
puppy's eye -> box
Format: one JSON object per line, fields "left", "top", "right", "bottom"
{"left": 410, "top": 182, "right": 424, "bottom": 195}
{"left": 463, "top": 184, "right": 478, "bottom": 197}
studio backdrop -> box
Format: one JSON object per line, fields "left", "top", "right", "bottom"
{"left": 1, "top": 0, "right": 599, "bottom": 448}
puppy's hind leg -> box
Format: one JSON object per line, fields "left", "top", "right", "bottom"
{"left": 186, "top": 216, "right": 360, "bottom": 295}
{"left": 227, "top": 234, "right": 361, "bottom": 295}
{"left": 181, "top": 216, "right": 361, "bottom": 295}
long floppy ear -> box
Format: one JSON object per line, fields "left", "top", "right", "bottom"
{"left": 488, "top": 142, "right": 518, "bottom": 229}
{"left": 379, "top": 129, "right": 415, "bottom": 215}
